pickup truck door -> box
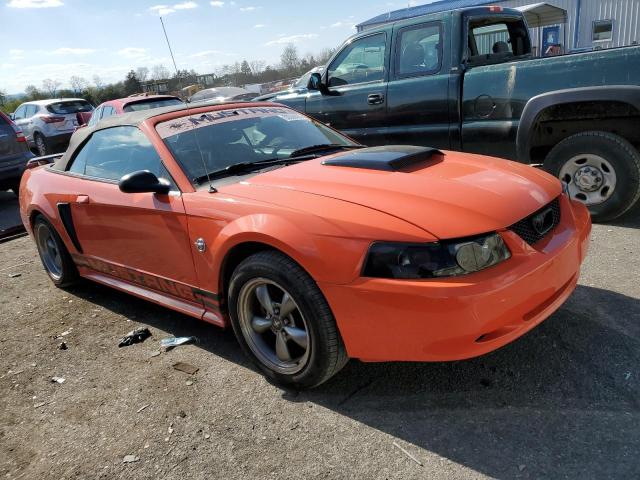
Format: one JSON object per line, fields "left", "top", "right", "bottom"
{"left": 384, "top": 20, "right": 451, "bottom": 149}
{"left": 305, "top": 31, "right": 390, "bottom": 146}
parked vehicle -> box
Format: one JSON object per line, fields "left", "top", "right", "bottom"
{"left": 254, "top": 67, "right": 324, "bottom": 101}
{"left": 11, "top": 99, "right": 94, "bottom": 156}
{"left": 85, "top": 94, "right": 184, "bottom": 128}
{"left": 271, "top": 6, "right": 640, "bottom": 221}
{"left": 20, "top": 102, "right": 590, "bottom": 387}
{"left": 0, "top": 111, "right": 34, "bottom": 195}
{"left": 189, "top": 87, "right": 255, "bottom": 104}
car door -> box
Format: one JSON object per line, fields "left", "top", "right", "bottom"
{"left": 12, "top": 105, "right": 30, "bottom": 142}
{"left": 63, "top": 126, "right": 201, "bottom": 309}
{"left": 305, "top": 31, "right": 390, "bottom": 146}
{"left": 384, "top": 20, "right": 451, "bottom": 149}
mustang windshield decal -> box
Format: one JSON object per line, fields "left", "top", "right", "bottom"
{"left": 156, "top": 107, "right": 300, "bottom": 139}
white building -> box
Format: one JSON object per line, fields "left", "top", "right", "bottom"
{"left": 357, "top": 0, "right": 640, "bottom": 55}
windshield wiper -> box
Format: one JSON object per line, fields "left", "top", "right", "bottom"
{"left": 288, "top": 143, "right": 364, "bottom": 158}
{"left": 194, "top": 156, "right": 312, "bottom": 185}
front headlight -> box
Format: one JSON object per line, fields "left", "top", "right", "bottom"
{"left": 362, "top": 233, "right": 511, "bottom": 279}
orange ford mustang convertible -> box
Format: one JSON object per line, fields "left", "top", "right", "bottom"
{"left": 20, "top": 103, "right": 591, "bottom": 387}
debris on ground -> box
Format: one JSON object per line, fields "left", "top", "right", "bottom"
{"left": 160, "top": 336, "right": 197, "bottom": 351}
{"left": 58, "top": 341, "right": 67, "bottom": 350}
{"left": 185, "top": 380, "right": 194, "bottom": 386}
{"left": 122, "top": 455, "right": 139, "bottom": 463}
{"left": 149, "top": 350, "right": 161, "bottom": 358}
{"left": 518, "top": 464, "right": 527, "bottom": 472}
{"left": 172, "top": 362, "right": 199, "bottom": 375}
{"left": 8, "top": 273, "right": 21, "bottom": 278}
{"left": 51, "top": 377, "right": 65, "bottom": 384}
{"left": 118, "top": 328, "right": 152, "bottom": 348}
{"left": 136, "top": 404, "right": 150, "bottom": 413}
{"left": 392, "top": 441, "right": 423, "bottom": 467}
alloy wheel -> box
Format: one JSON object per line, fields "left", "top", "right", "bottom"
{"left": 35, "top": 223, "right": 63, "bottom": 280}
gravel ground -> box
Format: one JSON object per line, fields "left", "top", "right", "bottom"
{"left": 1, "top": 214, "right": 639, "bottom": 480}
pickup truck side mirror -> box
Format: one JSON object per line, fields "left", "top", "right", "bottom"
{"left": 308, "top": 72, "right": 339, "bottom": 96}
{"left": 119, "top": 170, "right": 170, "bottom": 195}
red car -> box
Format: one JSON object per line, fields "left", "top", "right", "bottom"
{"left": 19, "top": 102, "right": 591, "bottom": 388}
{"left": 83, "top": 95, "right": 184, "bottom": 127}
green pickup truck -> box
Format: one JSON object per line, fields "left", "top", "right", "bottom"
{"left": 270, "top": 6, "right": 640, "bottom": 221}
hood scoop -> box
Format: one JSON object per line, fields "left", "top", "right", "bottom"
{"left": 322, "top": 146, "right": 442, "bottom": 172}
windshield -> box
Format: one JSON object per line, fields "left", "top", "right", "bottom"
{"left": 123, "top": 98, "right": 184, "bottom": 112}
{"left": 46, "top": 100, "right": 93, "bottom": 114}
{"left": 157, "top": 106, "right": 357, "bottom": 184}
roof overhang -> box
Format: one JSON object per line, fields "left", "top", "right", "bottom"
{"left": 515, "top": 2, "right": 567, "bottom": 28}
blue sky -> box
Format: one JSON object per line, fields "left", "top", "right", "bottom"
{"left": 1, "top": 0, "right": 433, "bottom": 94}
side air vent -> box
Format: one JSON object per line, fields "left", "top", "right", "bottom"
{"left": 322, "top": 146, "right": 442, "bottom": 171}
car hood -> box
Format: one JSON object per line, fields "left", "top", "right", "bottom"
{"left": 227, "top": 148, "right": 562, "bottom": 240}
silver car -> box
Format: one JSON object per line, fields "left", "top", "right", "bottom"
{"left": 11, "top": 98, "right": 94, "bottom": 156}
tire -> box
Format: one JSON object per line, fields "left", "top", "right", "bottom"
{"left": 544, "top": 131, "right": 640, "bottom": 222}
{"left": 34, "top": 133, "right": 49, "bottom": 157}
{"left": 228, "top": 250, "right": 348, "bottom": 388}
{"left": 33, "top": 216, "right": 78, "bottom": 287}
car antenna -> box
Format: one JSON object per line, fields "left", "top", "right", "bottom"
{"left": 159, "top": 16, "right": 217, "bottom": 193}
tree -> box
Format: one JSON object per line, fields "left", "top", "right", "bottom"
{"left": 135, "top": 67, "right": 149, "bottom": 83}
{"left": 280, "top": 44, "right": 300, "bottom": 75}
{"left": 249, "top": 60, "right": 266, "bottom": 75}
{"left": 93, "top": 75, "right": 104, "bottom": 89}
{"left": 69, "top": 76, "right": 88, "bottom": 95}
{"left": 123, "top": 70, "right": 141, "bottom": 96}
{"left": 240, "top": 60, "right": 252, "bottom": 77}
{"left": 151, "top": 64, "right": 170, "bottom": 81}
{"left": 42, "top": 78, "right": 61, "bottom": 97}
{"left": 317, "top": 47, "right": 337, "bottom": 65}
{"left": 0, "top": 88, "right": 5, "bottom": 107}
{"left": 25, "top": 85, "right": 43, "bottom": 100}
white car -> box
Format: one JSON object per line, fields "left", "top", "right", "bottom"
{"left": 11, "top": 98, "right": 94, "bottom": 156}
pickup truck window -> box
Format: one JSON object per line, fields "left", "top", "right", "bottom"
{"left": 396, "top": 22, "right": 442, "bottom": 77}
{"left": 328, "top": 33, "right": 386, "bottom": 87}
{"left": 467, "top": 17, "right": 530, "bottom": 66}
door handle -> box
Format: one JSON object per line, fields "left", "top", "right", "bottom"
{"left": 75, "top": 195, "right": 90, "bottom": 204}
{"left": 367, "top": 93, "right": 385, "bottom": 105}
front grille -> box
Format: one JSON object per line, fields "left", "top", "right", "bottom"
{"left": 508, "top": 197, "right": 561, "bottom": 246}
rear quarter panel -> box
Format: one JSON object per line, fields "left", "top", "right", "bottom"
{"left": 461, "top": 46, "right": 640, "bottom": 159}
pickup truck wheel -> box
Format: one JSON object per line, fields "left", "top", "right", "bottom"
{"left": 34, "top": 133, "right": 49, "bottom": 157}
{"left": 33, "top": 216, "right": 78, "bottom": 287}
{"left": 228, "top": 250, "right": 348, "bottom": 389}
{"left": 545, "top": 131, "right": 640, "bottom": 222}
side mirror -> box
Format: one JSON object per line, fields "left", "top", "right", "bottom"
{"left": 307, "top": 72, "right": 323, "bottom": 91}
{"left": 9, "top": 113, "right": 15, "bottom": 120}
{"left": 118, "top": 170, "right": 170, "bottom": 195}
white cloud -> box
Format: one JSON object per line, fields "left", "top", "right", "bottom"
{"left": 51, "top": 47, "right": 96, "bottom": 55}
{"left": 189, "top": 49, "right": 236, "bottom": 58}
{"left": 150, "top": 4, "right": 175, "bottom": 15}
{"left": 239, "top": 5, "right": 258, "bottom": 11}
{"left": 265, "top": 33, "right": 318, "bottom": 46}
{"left": 253, "top": 23, "right": 264, "bottom": 28}
{"left": 210, "top": 0, "right": 224, "bottom": 6}
{"left": 7, "top": 0, "right": 63, "bottom": 7}
{"left": 9, "top": 49, "right": 25, "bottom": 59}
{"left": 174, "top": 1, "right": 197, "bottom": 9}
{"left": 117, "top": 47, "right": 147, "bottom": 58}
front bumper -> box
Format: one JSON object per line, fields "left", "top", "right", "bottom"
{"left": 319, "top": 195, "right": 591, "bottom": 362}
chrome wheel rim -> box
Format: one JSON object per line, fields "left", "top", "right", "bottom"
{"left": 237, "top": 278, "right": 310, "bottom": 375}
{"left": 559, "top": 154, "right": 617, "bottom": 206}
{"left": 35, "top": 223, "right": 63, "bottom": 280}
{"left": 36, "top": 136, "right": 46, "bottom": 156}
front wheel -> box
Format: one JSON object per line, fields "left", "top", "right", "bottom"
{"left": 228, "top": 251, "right": 348, "bottom": 388}
{"left": 545, "top": 131, "right": 640, "bottom": 222}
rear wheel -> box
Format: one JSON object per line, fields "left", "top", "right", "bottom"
{"left": 228, "top": 251, "right": 348, "bottom": 388}
{"left": 545, "top": 131, "right": 640, "bottom": 222}
{"left": 34, "top": 133, "right": 49, "bottom": 157}
{"left": 33, "top": 216, "right": 78, "bottom": 287}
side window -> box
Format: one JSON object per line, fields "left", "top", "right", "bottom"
{"left": 102, "top": 106, "right": 115, "bottom": 119}
{"left": 328, "top": 33, "right": 386, "bottom": 87}
{"left": 25, "top": 105, "right": 38, "bottom": 118}
{"left": 67, "top": 126, "right": 175, "bottom": 187}
{"left": 13, "top": 105, "right": 26, "bottom": 119}
{"left": 396, "top": 23, "right": 442, "bottom": 77}
{"left": 87, "top": 107, "right": 102, "bottom": 126}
